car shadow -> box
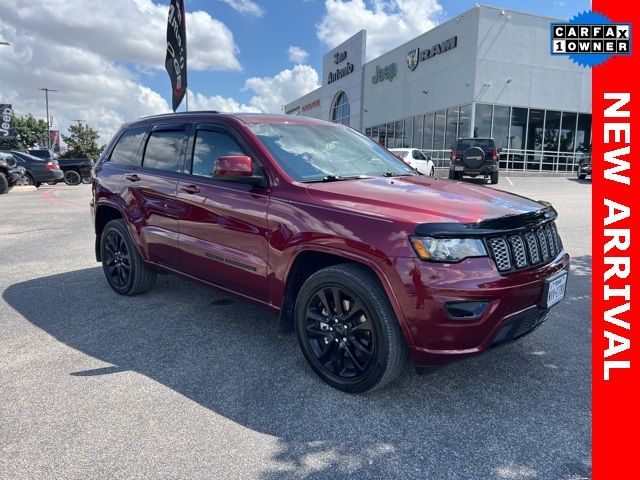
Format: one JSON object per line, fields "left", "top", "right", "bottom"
{"left": 3, "top": 260, "right": 592, "bottom": 479}
{"left": 566, "top": 177, "right": 592, "bottom": 184}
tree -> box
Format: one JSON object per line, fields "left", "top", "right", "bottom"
{"left": 0, "top": 113, "right": 48, "bottom": 151}
{"left": 60, "top": 122, "right": 104, "bottom": 159}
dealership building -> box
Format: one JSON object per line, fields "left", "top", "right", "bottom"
{"left": 284, "top": 4, "right": 592, "bottom": 172}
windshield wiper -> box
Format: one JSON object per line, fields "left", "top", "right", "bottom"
{"left": 382, "top": 172, "right": 413, "bottom": 177}
{"left": 303, "top": 175, "right": 370, "bottom": 183}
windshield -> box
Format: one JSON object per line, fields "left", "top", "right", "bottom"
{"left": 248, "top": 123, "right": 416, "bottom": 182}
{"left": 390, "top": 150, "right": 408, "bottom": 158}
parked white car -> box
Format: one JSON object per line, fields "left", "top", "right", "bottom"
{"left": 389, "top": 148, "right": 435, "bottom": 176}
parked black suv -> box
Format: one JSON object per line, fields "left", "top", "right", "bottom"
{"left": 576, "top": 145, "right": 591, "bottom": 180}
{"left": 449, "top": 138, "right": 500, "bottom": 184}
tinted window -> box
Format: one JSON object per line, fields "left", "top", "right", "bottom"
{"left": 110, "top": 127, "right": 147, "bottom": 166}
{"left": 456, "top": 139, "right": 495, "bottom": 151}
{"left": 142, "top": 130, "right": 185, "bottom": 172}
{"left": 192, "top": 130, "right": 245, "bottom": 177}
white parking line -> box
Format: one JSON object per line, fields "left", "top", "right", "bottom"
{"left": 506, "top": 177, "right": 514, "bottom": 186}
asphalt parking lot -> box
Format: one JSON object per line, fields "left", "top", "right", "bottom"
{"left": 0, "top": 177, "right": 591, "bottom": 480}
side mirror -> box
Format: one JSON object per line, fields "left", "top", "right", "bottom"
{"left": 212, "top": 155, "right": 265, "bottom": 186}
{"left": 427, "top": 156, "right": 432, "bottom": 160}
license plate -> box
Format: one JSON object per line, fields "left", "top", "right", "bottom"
{"left": 543, "top": 273, "right": 567, "bottom": 308}
{"left": 454, "top": 165, "right": 464, "bottom": 171}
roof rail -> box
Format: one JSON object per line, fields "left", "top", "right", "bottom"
{"left": 141, "top": 110, "right": 220, "bottom": 119}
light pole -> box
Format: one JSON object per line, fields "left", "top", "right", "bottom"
{"left": 38, "top": 88, "right": 58, "bottom": 150}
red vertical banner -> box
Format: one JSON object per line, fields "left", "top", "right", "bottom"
{"left": 592, "top": 1, "right": 639, "bottom": 478}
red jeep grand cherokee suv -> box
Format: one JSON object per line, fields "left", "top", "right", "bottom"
{"left": 91, "top": 112, "right": 569, "bottom": 392}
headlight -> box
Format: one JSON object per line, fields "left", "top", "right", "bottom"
{"left": 410, "top": 236, "right": 487, "bottom": 262}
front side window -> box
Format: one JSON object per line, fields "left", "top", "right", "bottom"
{"left": 331, "top": 92, "right": 350, "bottom": 126}
{"left": 142, "top": 130, "right": 186, "bottom": 172}
{"left": 249, "top": 123, "right": 416, "bottom": 182}
{"left": 192, "top": 130, "right": 245, "bottom": 177}
{"left": 110, "top": 127, "right": 147, "bottom": 166}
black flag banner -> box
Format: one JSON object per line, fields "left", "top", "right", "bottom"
{"left": 1, "top": 104, "right": 15, "bottom": 139}
{"left": 165, "top": 0, "right": 187, "bottom": 112}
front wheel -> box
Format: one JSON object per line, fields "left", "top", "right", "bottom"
{"left": 100, "top": 219, "right": 157, "bottom": 295}
{"left": 0, "top": 173, "right": 8, "bottom": 194}
{"left": 294, "top": 264, "right": 408, "bottom": 393}
{"left": 490, "top": 171, "right": 499, "bottom": 184}
{"left": 577, "top": 173, "right": 586, "bottom": 180}
{"left": 64, "top": 170, "right": 82, "bottom": 186}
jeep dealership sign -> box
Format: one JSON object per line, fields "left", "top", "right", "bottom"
{"left": 371, "top": 63, "right": 397, "bottom": 84}
{"left": 407, "top": 36, "right": 458, "bottom": 71}
{"left": 327, "top": 50, "right": 355, "bottom": 84}
{"left": 1, "top": 104, "right": 14, "bottom": 138}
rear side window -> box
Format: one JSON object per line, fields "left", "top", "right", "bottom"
{"left": 191, "top": 130, "right": 246, "bottom": 177}
{"left": 142, "top": 131, "right": 186, "bottom": 172}
{"left": 110, "top": 127, "right": 147, "bottom": 166}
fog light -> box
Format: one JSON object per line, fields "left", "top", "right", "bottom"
{"left": 445, "top": 301, "right": 489, "bottom": 320}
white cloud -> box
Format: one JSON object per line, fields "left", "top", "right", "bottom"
{"left": 0, "top": 0, "right": 243, "bottom": 146}
{"left": 316, "top": 0, "right": 444, "bottom": 59}
{"left": 0, "top": 0, "right": 241, "bottom": 72}
{"left": 287, "top": 46, "right": 310, "bottom": 64}
{"left": 220, "top": 0, "right": 264, "bottom": 17}
{"left": 187, "top": 90, "right": 258, "bottom": 113}
{"left": 243, "top": 65, "right": 320, "bottom": 113}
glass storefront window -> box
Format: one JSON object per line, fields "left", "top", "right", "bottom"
{"left": 492, "top": 105, "right": 510, "bottom": 150}
{"left": 412, "top": 116, "right": 423, "bottom": 148}
{"left": 433, "top": 111, "right": 446, "bottom": 151}
{"left": 404, "top": 118, "right": 413, "bottom": 147}
{"left": 560, "top": 112, "right": 577, "bottom": 152}
{"left": 372, "top": 126, "right": 379, "bottom": 144}
{"left": 445, "top": 107, "right": 459, "bottom": 148}
{"left": 544, "top": 110, "right": 561, "bottom": 152}
{"left": 394, "top": 120, "right": 404, "bottom": 148}
{"left": 527, "top": 109, "right": 544, "bottom": 151}
{"left": 474, "top": 103, "right": 492, "bottom": 138}
{"left": 385, "top": 122, "right": 394, "bottom": 148}
{"left": 458, "top": 104, "right": 472, "bottom": 138}
{"left": 365, "top": 127, "right": 372, "bottom": 139}
{"left": 509, "top": 107, "right": 528, "bottom": 150}
{"left": 576, "top": 113, "right": 592, "bottom": 151}
{"left": 423, "top": 114, "right": 434, "bottom": 150}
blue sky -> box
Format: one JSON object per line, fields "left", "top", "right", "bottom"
{"left": 145, "top": 0, "right": 591, "bottom": 108}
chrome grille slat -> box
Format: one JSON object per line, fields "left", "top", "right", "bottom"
{"left": 488, "top": 222, "right": 562, "bottom": 273}
{"left": 487, "top": 238, "right": 511, "bottom": 272}
{"left": 537, "top": 228, "right": 550, "bottom": 261}
{"left": 508, "top": 235, "right": 527, "bottom": 268}
{"left": 523, "top": 231, "right": 540, "bottom": 264}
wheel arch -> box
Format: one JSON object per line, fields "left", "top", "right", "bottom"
{"left": 94, "top": 202, "right": 125, "bottom": 261}
{"left": 277, "top": 247, "right": 413, "bottom": 347}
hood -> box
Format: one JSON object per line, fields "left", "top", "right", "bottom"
{"left": 305, "top": 176, "right": 544, "bottom": 225}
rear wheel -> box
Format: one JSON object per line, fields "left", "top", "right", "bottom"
{"left": 430, "top": 166, "right": 435, "bottom": 177}
{"left": 577, "top": 173, "right": 586, "bottom": 180}
{"left": 100, "top": 219, "right": 156, "bottom": 295}
{"left": 23, "top": 174, "right": 35, "bottom": 186}
{"left": 64, "top": 170, "right": 82, "bottom": 186}
{"left": 448, "top": 169, "right": 459, "bottom": 180}
{"left": 490, "top": 171, "right": 499, "bottom": 184}
{"left": 0, "top": 172, "right": 8, "bottom": 194}
{"left": 295, "top": 264, "right": 408, "bottom": 393}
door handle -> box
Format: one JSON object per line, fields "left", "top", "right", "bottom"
{"left": 124, "top": 173, "right": 140, "bottom": 182}
{"left": 180, "top": 184, "right": 200, "bottom": 194}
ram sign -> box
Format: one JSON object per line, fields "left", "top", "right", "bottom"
{"left": 1, "top": 104, "right": 14, "bottom": 139}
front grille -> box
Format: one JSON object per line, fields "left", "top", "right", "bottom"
{"left": 486, "top": 221, "right": 563, "bottom": 273}
{"left": 491, "top": 308, "right": 549, "bottom": 346}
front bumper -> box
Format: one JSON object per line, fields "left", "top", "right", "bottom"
{"left": 389, "top": 251, "right": 570, "bottom": 367}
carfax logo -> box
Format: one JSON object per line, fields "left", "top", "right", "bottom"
{"left": 551, "top": 10, "right": 631, "bottom": 67}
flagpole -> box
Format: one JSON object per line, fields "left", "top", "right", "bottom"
{"left": 185, "top": 89, "right": 189, "bottom": 112}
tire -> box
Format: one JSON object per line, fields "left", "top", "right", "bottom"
{"left": 47, "top": 181, "right": 57, "bottom": 185}
{"left": 577, "top": 173, "right": 586, "bottom": 180}
{"left": 448, "top": 169, "right": 459, "bottom": 180}
{"left": 430, "top": 166, "right": 435, "bottom": 177}
{"left": 81, "top": 177, "right": 91, "bottom": 184}
{"left": 23, "top": 174, "right": 35, "bottom": 186}
{"left": 294, "top": 263, "right": 408, "bottom": 393}
{"left": 35, "top": 182, "right": 42, "bottom": 188}
{"left": 64, "top": 170, "right": 82, "bottom": 186}
{"left": 100, "top": 219, "right": 157, "bottom": 295}
{"left": 0, "top": 172, "right": 8, "bottom": 194}
{"left": 490, "top": 171, "right": 499, "bottom": 184}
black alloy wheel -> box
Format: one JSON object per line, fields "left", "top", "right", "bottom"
{"left": 103, "top": 229, "right": 131, "bottom": 290}
{"left": 100, "top": 219, "right": 156, "bottom": 295}
{"left": 64, "top": 170, "right": 82, "bottom": 186}
{"left": 304, "top": 285, "right": 376, "bottom": 379}
{"left": 295, "top": 264, "right": 408, "bottom": 393}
